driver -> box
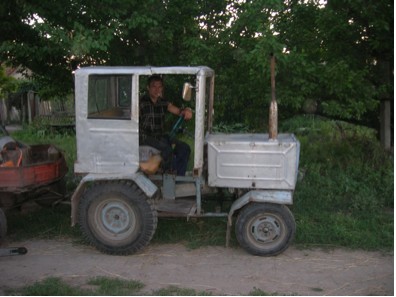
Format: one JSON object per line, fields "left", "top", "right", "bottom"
{"left": 139, "top": 75, "right": 193, "bottom": 176}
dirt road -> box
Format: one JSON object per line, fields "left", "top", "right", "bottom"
{"left": 0, "top": 239, "right": 393, "bottom": 295}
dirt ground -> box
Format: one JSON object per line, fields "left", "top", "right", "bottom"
{"left": 0, "top": 239, "right": 393, "bottom": 296}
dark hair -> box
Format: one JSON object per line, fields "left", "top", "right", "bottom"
{"left": 147, "top": 75, "right": 163, "bottom": 86}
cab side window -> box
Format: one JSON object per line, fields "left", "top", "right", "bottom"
{"left": 88, "top": 75, "right": 132, "bottom": 119}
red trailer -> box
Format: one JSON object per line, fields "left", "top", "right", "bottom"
{"left": 0, "top": 127, "right": 68, "bottom": 249}
{"left": 0, "top": 143, "right": 67, "bottom": 192}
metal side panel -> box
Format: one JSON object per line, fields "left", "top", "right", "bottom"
{"left": 207, "top": 133, "right": 300, "bottom": 190}
{"left": 74, "top": 121, "right": 139, "bottom": 174}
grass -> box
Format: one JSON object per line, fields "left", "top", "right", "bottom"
{"left": 7, "top": 276, "right": 280, "bottom": 296}
{"left": 152, "top": 285, "right": 212, "bottom": 296}
{"left": 152, "top": 216, "right": 237, "bottom": 249}
{"left": 8, "top": 277, "right": 140, "bottom": 296}
{"left": 3, "top": 115, "right": 394, "bottom": 252}
{"left": 7, "top": 276, "right": 284, "bottom": 296}
{"left": 248, "top": 287, "right": 280, "bottom": 296}
{"left": 87, "top": 276, "right": 145, "bottom": 295}
{"left": 281, "top": 115, "right": 393, "bottom": 251}
{"left": 6, "top": 204, "right": 81, "bottom": 242}
{"left": 10, "top": 277, "right": 89, "bottom": 296}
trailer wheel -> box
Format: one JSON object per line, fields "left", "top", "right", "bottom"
{"left": 235, "top": 203, "right": 295, "bottom": 256}
{"left": 79, "top": 181, "right": 157, "bottom": 255}
{"left": 0, "top": 208, "right": 7, "bottom": 245}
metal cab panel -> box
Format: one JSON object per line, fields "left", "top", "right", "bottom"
{"left": 74, "top": 70, "right": 140, "bottom": 174}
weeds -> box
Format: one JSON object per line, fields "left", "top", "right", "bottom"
{"left": 152, "top": 285, "right": 212, "bottom": 296}
{"left": 8, "top": 277, "right": 211, "bottom": 296}
{"left": 7, "top": 276, "right": 291, "bottom": 296}
{"left": 10, "top": 277, "right": 90, "bottom": 296}
{"left": 248, "top": 287, "right": 279, "bottom": 296}
{"left": 88, "top": 276, "right": 144, "bottom": 295}
{"left": 6, "top": 205, "right": 82, "bottom": 242}
{"left": 152, "top": 217, "right": 233, "bottom": 249}
{"left": 281, "top": 115, "right": 393, "bottom": 250}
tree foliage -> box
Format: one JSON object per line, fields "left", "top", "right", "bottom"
{"left": 0, "top": 65, "right": 18, "bottom": 97}
{"left": 0, "top": 0, "right": 393, "bottom": 129}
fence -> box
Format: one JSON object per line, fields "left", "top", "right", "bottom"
{"left": 0, "top": 91, "right": 74, "bottom": 127}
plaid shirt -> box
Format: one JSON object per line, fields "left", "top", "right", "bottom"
{"left": 139, "top": 95, "right": 169, "bottom": 138}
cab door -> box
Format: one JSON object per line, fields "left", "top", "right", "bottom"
{"left": 75, "top": 74, "right": 140, "bottom": 174}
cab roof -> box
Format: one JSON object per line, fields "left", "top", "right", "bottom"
{"left": 75, "top": 66, "right": 214, "bottom": 76}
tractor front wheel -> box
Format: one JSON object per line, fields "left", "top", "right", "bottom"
{"left": 235, "top": 203, "right": 295, "bottom": 256}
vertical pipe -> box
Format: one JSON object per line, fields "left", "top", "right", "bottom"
{"left": 269, "top": 54, "right": 278, "bottom": 140}
{"left": 193, "top": 75, "right": 205, "bottom": 176}
{"left": 195, "top": 177, "right": 201, "bottom": 215}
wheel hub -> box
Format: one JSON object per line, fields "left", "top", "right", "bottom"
{"left": 101, "top": 202, "right": 133, "bottom": 234}
{"left": 251, "top": 216, "right": 281, "bottom": 242}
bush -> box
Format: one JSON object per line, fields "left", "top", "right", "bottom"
{"left": 281, "top": 115, "right": 393, "bottom": 250}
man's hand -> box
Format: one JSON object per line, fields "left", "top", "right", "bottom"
{"left": 168, "top": 103, "right": 193, "bottom": 120}
{"left": 180, "top": 107, "right": 193, "bottom": 120}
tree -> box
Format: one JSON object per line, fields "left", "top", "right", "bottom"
{"left": 0, "top": 66, "right": 17, "bottom": 97}
{"left": 0, "top": 0, "right": 392, "bottom": 133}
{"left": 0, "top": 65, "right": 18, "bottom": 125}
{"left": 205, "top": 0, "right": 393, "bottom": 131}
{"left": 277, "top": 0, "right": 393, "bottom": 126}
{"left": 0, "top": 0, "right": 224, "bottom": 97}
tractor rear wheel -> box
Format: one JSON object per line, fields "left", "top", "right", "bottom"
{"left": 79, "top": 181, "right": 157, "bottom": 255}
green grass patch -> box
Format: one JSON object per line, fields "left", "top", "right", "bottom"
{"left": 282, "top": 115, "right": 394, "bottom": 251}
{"left": 6, "top": 204, "right": 82, "bottom": 242}
{"left": 87, "top": 276, "right": 144, "bottom": 295}
{"left": 10, "top": 277, "right": 91, "bottom": 296}
{"left": 152, "top": 217, "right": 233, "bottom": 249}
{"left": 152, "top": 285, "right": 212, "bottom": 296}
{"left": 8, "top": 276, "right": 213, "bottom": 296}
{"left": 248, "top": 287, "right": 279, "bottom": 296}
{"left": 7, "top": 276, "right": 143, "bottom": 296}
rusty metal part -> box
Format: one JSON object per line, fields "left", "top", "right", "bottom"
{"left": 269, "top": 100, "right": 278, "bottom": 140}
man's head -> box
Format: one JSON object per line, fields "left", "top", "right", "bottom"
{"left": 147, "top": 75, "right": 164, "bottom": 102}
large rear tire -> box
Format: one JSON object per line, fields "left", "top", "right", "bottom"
{"left": 235, "top": 203, "right": 295, "bottom": 256}
{"left": 79, "top": 181, "right": 157, "bottom": 255}
{"left": 0, "top": 208, "right": 7, "bottom": 245}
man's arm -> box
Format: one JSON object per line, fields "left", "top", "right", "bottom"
{"left": 168, "top": 103, "right": 193, "bottom": 120}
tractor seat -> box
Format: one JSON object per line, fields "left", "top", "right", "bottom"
{"left": 139, "top": 146, "right": 162, "bottom": 175}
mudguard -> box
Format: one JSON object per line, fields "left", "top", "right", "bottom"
{"left": 226, "top": 190, "right": 293, "bottom": 247}
{"left": 70, "top": 172, "right": 158, "bottom": 226}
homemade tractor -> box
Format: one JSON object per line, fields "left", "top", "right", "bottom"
{"left": 71, "top": 63, "right": 300, "bottom": 256}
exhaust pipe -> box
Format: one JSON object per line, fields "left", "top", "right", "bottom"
{"left": 269, "top": 54, "right": 278, "bottom": 140}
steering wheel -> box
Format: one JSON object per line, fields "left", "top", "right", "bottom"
{"left": 169, "top": 115, "right": 185, "bottom": 140}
